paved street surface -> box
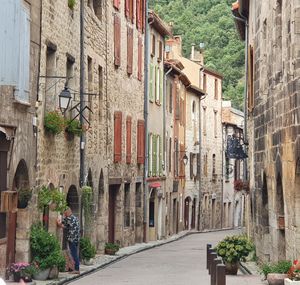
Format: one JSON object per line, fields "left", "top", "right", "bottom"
{"left": 69, "top": 229, "right": 263, "bottom": 285}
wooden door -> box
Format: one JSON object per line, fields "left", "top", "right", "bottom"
{"left": 6, "top": 212, "right": 17, "bottom": 266}
{"left": 108, "top": 186, "right": 117, "bottom": 243}
{"left": 191, "top": 199, "right": 196, "bottom": 229}
{"left": 184, "top": 198, "right": 189, "bottom": 230}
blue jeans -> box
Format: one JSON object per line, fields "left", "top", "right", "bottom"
{"left": 69, "top": 241, "right": 80, "bottom": 271}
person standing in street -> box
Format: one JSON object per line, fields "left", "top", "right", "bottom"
{"left": 57, "top": 207, "right": 80, "bottom": 274}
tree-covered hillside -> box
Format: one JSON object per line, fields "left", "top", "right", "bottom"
{"left": 150, "top": 0, "right": 245, "bottom": 109}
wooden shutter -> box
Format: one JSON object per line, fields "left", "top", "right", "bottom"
{"left": 152, "top": 135, "right": 157, "bottom": 176}
{"left": 126, "top": 116, "right": 132, "bottom": 164}
{"left": 137, "top": 120, "right": 145, "bottom": 164}
{"left": 160, "top": 68, "right": 163, "bottom": 105}
{"left": 114, "top": 15, "right": 121, "bottom": 67}
{"left": 130, "top": 0, "right": 134, "bottom": 23}
{"left": 179, "top": 144, "right": 185, "bottom": 176}
{"left": 149, "top": 64, "right": 154, "bottom": 102}
{"left": 141, "top": 0, "right": 145, "bottom": 32}
{"left": 159, "top": 135, "right": 163, "bottom": 176}
{"left": 155, "top": 67, "right": 159, "bottom": 103}
{"left": 175, "top": 91, "right": 180, "bottom": 120}
{"left": 113, "top": 0, "right": 120, "bottom": 10}
{"left": 148, "top": 133, "right": 152, "bottom": 176}
{"left": 114, "top": 111, "right": 122, "bottom": 162}
{"left": 125, "top": 0, "right": 129, "bottom": 18}
{"left": 196, "top": 153, "right": 200, "bottom": 179}
{"left": 136, "top": 0, "right": 141, "bottom": 30}
{"left": 127, "top": 27, "right": 133, "bottom": 74}
{"left": 138, "top": 36, "right": 142, "bottom": 81}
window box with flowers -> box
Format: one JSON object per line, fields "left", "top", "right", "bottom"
{"left": 44, "top": 111, "right": 65, "bottom": 135}
{"left": 234, "top": 179, "right": 249, "bottom": 192}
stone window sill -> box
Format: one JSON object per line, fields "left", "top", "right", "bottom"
{"left": 13, "top": 99, "right": 31, "bottom": 107}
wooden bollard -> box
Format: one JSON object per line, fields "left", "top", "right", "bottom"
{"left": 206, "top": 244, "right": 212, "bottom": 270}
{"left": 211, "top": 257, "right": 222, "bottom": 285}
{"left": 209, "top": 252, "right": 217, "bottom": 275}
{"left": 216, "top": 264, "right": 226, "bottom": 285}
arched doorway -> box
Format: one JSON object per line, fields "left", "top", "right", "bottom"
{"left": 184, "top": 197, "right": 191, "bottom": 230}
{"left": 8, "top": 160, "right": 30, "bottom": 266}
{"left": 98, "top": 170, "right": 104, "bottom": 217}
{"left": 276, "top": 173, "right": 286, "bottom": 260}
{"left": 261, "top": 173, "right": 269, "bottom": 230}
{"left": 63, "top": 186, "right": 79, "bottom": 249}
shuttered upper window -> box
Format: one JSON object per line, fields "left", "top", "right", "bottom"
{"left": 126, "top": 116, "right": 132, "bottom": 164}
{"left": 136, "top": 0, "right": 141, "bottom": 30}
{"left": 127, "top": 27, "right": 133, "bottom": 75}
{"left": 138, "top": 36, "right": 143, "bottom": 81}
{"left": 137, "top": 120, "right": 145, "bottom": 164}
{"left": 114, "top": 111, "right": 122, "bottom": 163}
{"left": 0, "top": 1, "right": 30, "bottom": 103}
{"left": 114, "top": 14, "right": 121, "bottom": 67}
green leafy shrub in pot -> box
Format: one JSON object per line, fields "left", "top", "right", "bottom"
{"left": 80, "top": 237, "right": 96, "bottom": 261}
{"left": 105, "top": 243, "right": 120, "bottom": 251}
{"left": 30, "top": 223, "right": 66, "bottom": 271}
{"left": 44, "top": 111, "right": 65, "bottom": 135}
{"left": 81, "top": 186, "right": 93, "bottom": 226}
{"left": 215, "top": 234, "right": 254, "bottom": 263}
{"left": 260, "top": 260, "right": 292, "bottom": 279}
{"left": 65, "top": 119, "right": 83, "bottom": 137}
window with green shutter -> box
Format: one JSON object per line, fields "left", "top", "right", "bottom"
{"left": 148, "top": 133, "right": 152, "bottom": 177}
{"left": 155, "top": 67, "right": 160, "bottom": 103}
{"left": 159, "top": 68, "right": 163, "bottom": 106}
{"left": 159, "top": 135, "right": 163, "bottom": 176}
{"left": 152, "top": 135, "right": 157, "bottom": 176}
{"left": 149, "top": 64, "right": 154, "bottom": 102}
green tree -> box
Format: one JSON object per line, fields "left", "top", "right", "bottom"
{"left": 150, "top": 0, "right": 245, "bottom": 109}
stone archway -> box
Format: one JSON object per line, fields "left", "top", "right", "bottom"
{"left": 261, "top": 173, "right": 269, "bottom": 231}
{"left": 63, "top": 185, "right": 79, "bottom": 249}
{"left": 276, "top": 173, "right": 286, "bottom": 261}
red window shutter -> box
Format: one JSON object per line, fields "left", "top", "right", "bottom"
{"left": 136, "top": 0, "right": 141, "bottom": 30}
{"left": 130, "top": 0, "right": 134, "bottom": 23}
{"left": 114, "top": 111, "right": 122, "bottom": 162}
{"left": 113, "top": 0, "right": 120, "bottom": 10}
{"left": 138, "top": 36, "right": 143, "bottom": 81}
{"left": 125, "top": 0, "right": 129, "bottom": 18}
{"left": 141, "top": 0, "right": 145, "bottom": 32}
{"left": 127, "top": 27, "right": 133, "bottom": 75}
{"left": 137, "top": 120, "right": 145, "bottom": 164}
{"left": 114, "top": 15, "right": 121, "bottom": 67}
{"left": 126, "top": 116, "right": 132, "bottom": 164}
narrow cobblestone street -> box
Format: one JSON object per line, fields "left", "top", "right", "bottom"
{"left": 67, "top": 230, "right": 263, "bottom": 285}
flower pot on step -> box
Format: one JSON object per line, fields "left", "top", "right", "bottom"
{"left": 33, "top": 268, "right": 50, "bottom": 281}
{"left": 267, "top": 273, "right": 288, "bottom": 285}
{"left": 225, "top": 262, "right": 239, "bottom": 275}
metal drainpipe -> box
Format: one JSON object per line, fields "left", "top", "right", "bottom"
{"left": 79, "top": 0, "right": 85, "bottom": 188}
{"left": 143, "top": 1, "right": 150, "bottom": 243}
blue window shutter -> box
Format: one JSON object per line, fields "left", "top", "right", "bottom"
{"left": 15, "top": 3, "right": 30, "bottom": 102}
{"left": 0, "top": 0, "right": 20, "bottom": 86}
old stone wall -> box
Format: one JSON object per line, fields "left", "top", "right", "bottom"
{"left": 200, "top": 71, "right": 223, "bottom": 230}
{"left": 248, "top": 0, "right": 300, "bottom": 262}
{"left": 0, "top": 0, "right": 40, "bottom": 275}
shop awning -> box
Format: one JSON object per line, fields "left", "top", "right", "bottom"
{"left": 149, "top": 182, "right": 161, "bottom": 189}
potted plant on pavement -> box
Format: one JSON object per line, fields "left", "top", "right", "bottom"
{"left": 215, "top": 234, "right": 254, "bottom": 275}
{"left": 30, "top": 223, "right": 65, "bottom": 280}
{"left": 79, "top": 237, "right": 96, "bottom": 265}
{"left": 104, "top": 243, "right": 120, "bottom": 255}
{"left": 7, "top": 262, "right": 37, "bottom": 282}
{"left": 260, "top": 260, "right": 291, "bottom": 285}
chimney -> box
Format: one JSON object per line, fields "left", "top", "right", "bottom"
{"left": 191, "top": 44, "right": 195, "bottom": 60}
{"left": 190, "top": 43, "right": 204, "bottom": 66}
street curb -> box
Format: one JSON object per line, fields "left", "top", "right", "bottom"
{"left": 52, "top": 230, "right": 193, "bottom": 285}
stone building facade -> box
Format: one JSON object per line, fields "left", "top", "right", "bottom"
{"left": 222, "top": 100, "right": 245, "bottom": 229}
{"left": 0, "top": 0, "right": 41, "bottom": 274}
{"left": 199, "top": 67, "right": 223, "bottom": 230}
{"left": 146, "top": 11, "right": 171, "bottom": 241}
{"left": 233, "top": 0, "right": 300, "bottom": 261}
{"left": 36, "top": 0, "right": 81, "bottom": 240}
{"left": 105, "top": 0, "right": 146, "bottom": 247}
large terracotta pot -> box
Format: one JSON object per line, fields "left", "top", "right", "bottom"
{"left": 225, "top": 262, "right": 239, "bottom": 275}
{"left": 105, "top": 248, "right": 117, "bottom": 255}
{"left": 267, "top": 273, "right": 288, "bottom": 285}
